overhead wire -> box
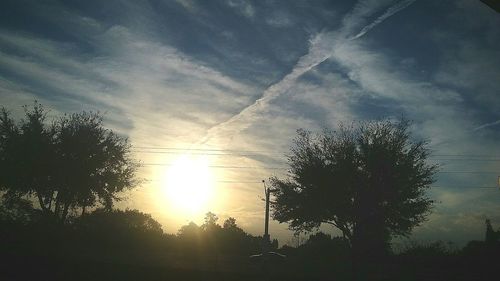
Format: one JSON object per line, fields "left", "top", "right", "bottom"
{"left": 132, "top": 147, "right": 500, "bottom": 161}
{"left": 132, "top": 146, "right": 500, "bottom": 157}
{"left": 138, "top": 162, "right": 498, "bottom": 174}
{"left": 132, "top": 147, "right": 499, "bottom": 190}
{"left": 140, "top": 163, "right": 498, "bottom": 175}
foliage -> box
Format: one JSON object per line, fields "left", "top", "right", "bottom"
{"left": 0, "top": 103, "right": 55, "bottom": 213}
{"left": 176, "top": 212, "right": 265, "bottom": 255}
{"left": 398, "top": 240, "right": 455, "bottom": 257}
{"left": 202, "top": 211, "right": 220, "bottom": 232}
{"left": 302, "top": 232, "right": 350, "bottom": 258}
{"left": 270, "top": 118, "right": 437, "bottom": 255}
{"left": 223, "top": 217, "right": 239, "bottom": 230}
{"left": 0, "top": 196, "right": 38, "bottom": 224}
{"left": 0, "top": 102, "right": 139, "bottom": 222}
{"left": 485, "top": 219, "right": 500, "bottom": 243}
{"left": 75, "top": 208, "right": 163, "bottom": 235}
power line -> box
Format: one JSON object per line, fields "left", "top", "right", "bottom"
{"left": 141, "top": 163, "right": 287, "bottom": 170}
{"left": 141, "top": 180, "right": 498, "bottom": 189}
{"left": 141, "top": 176, "right": 499, "bottom": 189}
{"left": 133, "top": 146, "right": 281, "bottom": 154}
{"left": 144, "top": 179, "right": 262, "bottom": 184}
{"left": 133, "top": 150, "right": 274, "bottom": 157}
{"left": 139, "top": 163, "right": 498, "bottom": 175}
{"left": 132, "top": 148, "right": 500, "bottom": 160}
{"left": 438, "top": 171, "right": 499, "bottom": 174}
{"left": 433, "top": 154, "right": 500, "bottom": 157}
{"left": 433, "top": 158, "right": 500, "bottom": 162}
{"left": 133, "top": 146, "right": 500, "bottom": 157}
{"left": 430, "top": 186, "right": 498, "bottom": 189}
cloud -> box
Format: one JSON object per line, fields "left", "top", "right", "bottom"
{"left": 175, "top": 0, "right": 198, "bottom": 13}
{"left": 198, "top": 0, "right": 417, "bottom": 145}
{"left": 474, "top": 120, "right": 500, "bottom": 131}
{"left": 350, "top": 0, "right": 416, "bottom": 40}
{"left": 226, "top": 0, "right": 255, "bottom": 18}
{"left": 0, "top": 17, "right": 271, "bottom": 232}
{"left": 0, "top": 23, "right": 263, "bottom": 136}
{"left": 411, "top": 187, "right": 500, "bottom": 245}
{"left": 265, "top": 12, "right": 294, "bottom": 28}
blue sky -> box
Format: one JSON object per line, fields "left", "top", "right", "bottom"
{"left": 1, "top": 0, "right": 499, "bottom": 245}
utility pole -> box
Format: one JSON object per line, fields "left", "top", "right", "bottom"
{"left": 250, "top": 180, "right": 285, "bottom": 279}
{"left": 263, "top": 179, "right": 272, "bottom": 252}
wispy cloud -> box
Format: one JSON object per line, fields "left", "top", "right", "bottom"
{"left": 199, "top": 0, "right": 418, "bottom": 145}
{"left": 350, "top": 0, "right": 417, "bottom": 40}
{"left": 0, "top": 17, "right": 269, "bottom": 230}
{"left": 474, "top": 120, "right": 500, "bottom": 131}
{"left": 226, "top": 0, "right": 255, "bottom": 19}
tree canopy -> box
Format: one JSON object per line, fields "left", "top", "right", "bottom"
{"left": 0, "top": 102, "right": 139, "bottom": 222}
{"left": 176, "top": 212, "right": 267, "bottom": 255}
{"left": 270, "top": 119, "right": 437, "bottom": 255}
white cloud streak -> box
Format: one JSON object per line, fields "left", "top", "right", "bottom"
{"left": 473, "top": 119, "right": 500, "bottom": 131}
{"left": 350, "top": 0, "right": 417, "bottom": 40}
{"left": 199, "top": 0, "right": 417, "bottom": 144}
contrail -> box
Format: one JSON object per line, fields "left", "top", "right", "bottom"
{"left": 350, "top": 0, "right": 417, "bottom": 40}
{"left": 473, "top": 120, "right": 500, "bottom": 131}
{"left": 430, "top": 119, "right": 500, "bottom": 148}
{"left": 197, "top": 46, "right": 332, "bottom": 144}
{"left": 198, "top": 0, "right": 417, "bottom": 145}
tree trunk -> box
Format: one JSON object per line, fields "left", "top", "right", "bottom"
{"left": 54, "top": 191, "right": 61, "bottom": 218}
{"left": 37, "top": 193, "right": 48, "bottom": 212}
{"left": 61, "top": 202, "right": 70, "bottom": 223}
{"left": 47, "top": 191, "right": 53, "bottom": 211}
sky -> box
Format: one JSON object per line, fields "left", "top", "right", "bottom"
{"left": 0, "top": 0, "right": 499, "bottom": 246}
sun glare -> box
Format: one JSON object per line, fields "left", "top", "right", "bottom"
{"left": 160, "top": 155, "right": 214, "bottom": 215}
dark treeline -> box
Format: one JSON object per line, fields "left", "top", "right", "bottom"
{"left": 0, "top": 203, "right": 278, "bottom": 280}
{"left": 2, "top": 202, "right": 499, "bottom": 281}
{"left": 281, "top": 224, "right": 500, "bottom": 281}
{"left": 1, "top": 103, "right": 500, "bottom": 281}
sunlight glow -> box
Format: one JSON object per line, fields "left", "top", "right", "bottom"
{"left": 160, "top": 155, "right": 214, "bottom": 216}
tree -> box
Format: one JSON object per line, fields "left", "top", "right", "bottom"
{"left": 176, "top": 213, "right": 262, "bottom": 255}
{"left": 54, "top": 111, "right": 138, "bottom": 218}
{"left": 0, "top": 102, "right": 139, "bottom": 222}
{"left": 0, "top": 103, "right": 56, "bottom": 215}
{"left": 485, "top": 219, "right": 499, "bottom": 244}
{"left": 75, "top": 209, "right": 163, "bottom": 237}
{"left": 202, "top": 211, "right": 219, "bottom": 231}
{"left": 223, "top": 217, "right": 245, "bottom": 234}
{"left": 270, "top": 119, "right": 437, "bottom": 259}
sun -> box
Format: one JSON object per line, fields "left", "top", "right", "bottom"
{"left": 160, "top": 155, "right": 214, "bottom": 215}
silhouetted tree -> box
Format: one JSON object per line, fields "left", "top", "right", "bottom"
{"left": 270, "top": 119, "right": 437, "bottom": 262}
{"left": 485, "top": 219, "right": 499, "bottom": 244}
{"left": 271, "top": 238, "right": 279, "bottom": 250}
{"left": 176, "top": 213, "right": 263, "bottom": 255}
{"left": 54, "top": 111, "right": 138, "bottom": 218}
{"left": 178, "top": 221, "right": 202, "bottom": 238}
{"left": 0, "top": 196, "right": 37, "bottom": 224}
{"left": 221, "top": 216, "right": 258, "bottom": 253}
{"left": 202, "top": 211, "right": 220, "bottom": 231}
{"left": 0, "top": 102, "right": 139, "bottom": 222}
{"left": 223, "top": 217, "right": 239, "bottom": 230}
{"left": 0, "top": 103, "right": 56, "bottom": 215}
{"left": 296, "top": 232, "right": 350, "bottom": 260}
{"left": 76, "top": 208, "right": 163, "bottom": 235}
{"left": 306, "top": 232, "right": 332, "bottom": 246}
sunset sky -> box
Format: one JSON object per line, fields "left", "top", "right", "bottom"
{"left": 1, "top": 0, "right": 499, "bottom": 245}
